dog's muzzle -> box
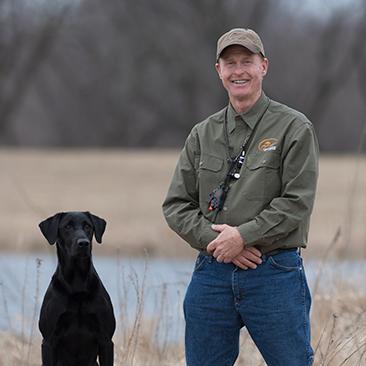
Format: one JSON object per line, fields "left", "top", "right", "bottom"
{"left": 77, "top": 238, "right": 90, "bottom": 248}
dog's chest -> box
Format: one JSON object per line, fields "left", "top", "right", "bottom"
{"left": 57, "top": 298, "right": 100, "bottom": 337}
{"left": 50, "top": 296, "right": 106, "bottom": 364}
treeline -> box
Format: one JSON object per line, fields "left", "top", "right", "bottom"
{"left": 1, "top": 0, "right": 366, "bottom": 151}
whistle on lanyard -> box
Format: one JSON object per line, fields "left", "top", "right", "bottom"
{"left": 207, "top": 149, "right": 246, "bottom": 213}
{"left": 229, "top": 150, "right": 246, "bottom": 180}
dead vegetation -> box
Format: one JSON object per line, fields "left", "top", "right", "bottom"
{"left": 0, "top": 149, "right": 365, "bottom": 260}
{"left": 0, "top": 264, "right": 365, "bottom": 366}
{"left": 0, "top": 149, "right": 365, "bottom": 364}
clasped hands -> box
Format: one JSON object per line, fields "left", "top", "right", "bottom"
{"left": 206, "top": 224, "right": 262, "bottom": 270}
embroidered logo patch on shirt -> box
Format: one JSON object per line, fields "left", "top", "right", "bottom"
{"left": 258, "top": 138, "right": 278, "bottom": 152}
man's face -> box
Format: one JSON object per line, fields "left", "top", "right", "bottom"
{"left": 215, "top": 45, "right": 268, "bottom": 103}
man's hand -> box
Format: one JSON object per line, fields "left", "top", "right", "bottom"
{"left": 207, "top": 224, "right": 245, "bottom": 263}
{"left": 231, "top": 247, "right": 262, "bottom": 270}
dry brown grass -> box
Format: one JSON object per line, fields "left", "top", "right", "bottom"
{"left": 0, "top": 278, "right": 365, "bottom": 366}
{"left": 0, "top": 149, "right": 366, "bottom": 259}
{"left": 1, "top": 149, "right": 365, "bottom": 365}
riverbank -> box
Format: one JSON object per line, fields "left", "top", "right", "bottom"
{"left": 0, "top": 258, "right": 366, "bottom": 366}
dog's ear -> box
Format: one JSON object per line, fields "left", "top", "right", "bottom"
{"left": 86, "top": 212, "right": 106, "bottom": 244}
{"left": 39, "top": 213, "right": 63, "bottom": 245}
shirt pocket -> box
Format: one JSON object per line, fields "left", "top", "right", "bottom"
{"left": 244, "top": 152, "right": 281, "bottom": 201}
{"left": 198, "top": 154, "right": 225, "bottom": 205}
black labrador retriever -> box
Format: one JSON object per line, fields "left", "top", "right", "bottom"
{"left": 39, "top": 211, "right": 115, "bottom": 366}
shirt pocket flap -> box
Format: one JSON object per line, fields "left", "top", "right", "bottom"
{"left": 200, "top": 154, "right": 224, "bottom": 172}
{"left": 246, "top": 153, "right": 280, "bottom": 170}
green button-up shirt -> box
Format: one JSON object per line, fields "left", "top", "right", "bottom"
{"left": 162, "top": 93, "right": 319, "bottom": 254}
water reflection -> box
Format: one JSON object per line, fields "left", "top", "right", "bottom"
{"left": 0, "top": 252, "right": 365, "bottom": 340}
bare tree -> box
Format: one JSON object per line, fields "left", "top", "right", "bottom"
{"left": 0, "top": 0, "right": 71, "bottom": 144}
{"left": 1, "top": 0, "right": 365, "bottom": 150}
{"left": 306, "top": 7, "right": 366, "bottom": 127}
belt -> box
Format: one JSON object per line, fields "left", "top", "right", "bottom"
{"left": 263, "top": 247, "right": 299, "bottom": 257}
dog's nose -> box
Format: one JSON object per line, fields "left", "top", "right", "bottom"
{"left": 77, "top": 239, "right": 90, "bottom": 248}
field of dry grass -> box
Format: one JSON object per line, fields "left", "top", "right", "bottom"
{"left": 0, "top": 271, "right": 365, "bottom": 366}
{"left": 0, "top": 149, "right": 365, "bottom": 365}
{"left": 0, "top": 148, "right": 365, "bottom": 259}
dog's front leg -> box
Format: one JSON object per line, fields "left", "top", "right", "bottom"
{"left": 98, "top": 339, "right": 114, "bottom": 366}
{"left": 41, "top": 340, "right": 54, "bottom": 366}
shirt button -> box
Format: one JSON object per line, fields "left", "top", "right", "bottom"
{"left": 223, "top": 206, "right": 228, "bottom": 211}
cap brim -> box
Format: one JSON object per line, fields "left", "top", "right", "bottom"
{"left": 217, "top": 41, "right": 263, "bottom": 60}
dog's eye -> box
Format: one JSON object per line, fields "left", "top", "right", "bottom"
{"left": 64, "top": 224, "right": 72, "bottom": 230}
{"left": 84, "top": 224, "right": 92, "bottom": 231}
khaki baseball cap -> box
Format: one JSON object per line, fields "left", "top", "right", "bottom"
{"left": 216, "top": 28, "right": 265, "bottom": 61}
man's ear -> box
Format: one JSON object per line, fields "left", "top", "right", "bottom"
{"left": 86, "top": 212, "right": 106, "bottom": 244}
{"left": 215, "top": 61, "right": 223, "bottom": 79}
{"left": 261, "top": 57, "right": 269, "bottom": 77}
{"left": 39, "top": 213, "right": 63, "bottom": 245}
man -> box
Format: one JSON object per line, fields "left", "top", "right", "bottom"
{"left": 162, "top": 28, "right": 318, "bottom": 366}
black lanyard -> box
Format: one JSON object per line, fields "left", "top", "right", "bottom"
{"left": 222, "top": 107, "right": 252, "bottom": 181}
{"left": 223, "top": 99, "right": 270, "bottom": 180}
{"left": 209, "top": 100, "right": 270, "bottom": 221}
{"left": 223, "top": 108, "right": 251, "bottom": 164}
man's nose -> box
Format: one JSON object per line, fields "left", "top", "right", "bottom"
{"left": 77, "top": 238, "right": 90, "bottom": 248}
{"left": 233, "top": 64, "right": 245, "bottom": 73}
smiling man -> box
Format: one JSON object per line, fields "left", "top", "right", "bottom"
{"left": 163, "top": 28, "right": 318, "bottom": 366}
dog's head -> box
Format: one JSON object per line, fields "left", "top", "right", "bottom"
{"left": 39, "top": 212, "right": 106, "bottom": 257}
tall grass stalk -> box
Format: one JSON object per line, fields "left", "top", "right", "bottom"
{"left": 312, "top": 227, "right": 341, "bottom": 298}
{"left": 20, "top": 259, "right": 29, "bottom": 363}
{"left": 0, "top": 281, "right": 12, "bottom": 330}
{"left": 341, "top": 119, "right": 366, "bottom": 257}
{"left": 25, "top": 258, "right": 42, "bottom": 366}
{"left": 117, "top": 254, "right": 148, "bottom": 366}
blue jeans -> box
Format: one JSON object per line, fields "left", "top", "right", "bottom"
{"left": 183, "top": 250, "right": 314, "bottom": 366}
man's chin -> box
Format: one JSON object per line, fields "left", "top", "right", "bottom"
{"left": 229, "top": 92, "right": 250, "bottom": 101}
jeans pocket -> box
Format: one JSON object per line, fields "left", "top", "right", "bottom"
{"left": 269, "top": 252, "right": 302, "bottom": 271}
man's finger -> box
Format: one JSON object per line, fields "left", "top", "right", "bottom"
{"left": 242, "top": 251, "right": 262, "bottom": 264}
{"left": 211, "top": 224, "right": 227, "bottom": 232}
{"left": 235, "top": 256, "right": 258, "bottom": 269}
{"left": 211, "top": 247, "right": 221, "bottom": 258}
{"left": 206, "top": 241, "right": 217, "bottom": 253}
{"left": 246, "top": 246, "right": 262, "bottom": 257}
{"left": 216, "top": 254, "right": 225, "bottom": 263}
{"left": 232, "top": 259, "right": 248, "bottom": 270}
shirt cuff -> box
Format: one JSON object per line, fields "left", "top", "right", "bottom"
{"left": 199, "top": 224, "right": 218, "bottom": 249}
{"left": 237, "top": 220, "right": 262, "bottom": 246}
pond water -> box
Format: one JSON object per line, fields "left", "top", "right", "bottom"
{"left": 0, "top": 252, "right": 365, "bottom": 342}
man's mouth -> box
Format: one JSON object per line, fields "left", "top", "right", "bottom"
{"left": 232, "top": 80, "right": 249, "bottom": 85}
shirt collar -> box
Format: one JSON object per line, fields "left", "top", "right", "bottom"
{"left": 226, "top": 92, "right": 270, "bottom": 133}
